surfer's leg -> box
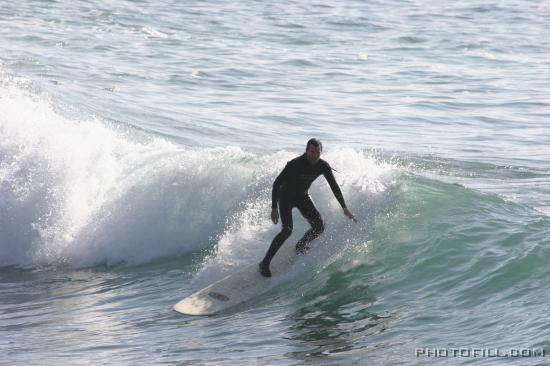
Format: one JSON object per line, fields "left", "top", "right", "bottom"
{"left": 260, "top": 198, "right": 293, "bottom": 277}
{"left": 295, "top": 195, "right": 324, "bottom": 253}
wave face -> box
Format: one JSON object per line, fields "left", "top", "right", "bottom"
{"left": 2, "top": 81, "right": 548, "bottom": 293}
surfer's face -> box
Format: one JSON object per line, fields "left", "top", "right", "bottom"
{"left": 306, "top": 145, "right": 321, "bottom": 165}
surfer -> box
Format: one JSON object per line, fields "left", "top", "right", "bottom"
{"left": 259, "top": 138, "right": 357, "bottom": 277}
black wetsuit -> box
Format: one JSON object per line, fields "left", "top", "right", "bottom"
{"left": 261, "top": 154, "right": 347, "bottom": 267}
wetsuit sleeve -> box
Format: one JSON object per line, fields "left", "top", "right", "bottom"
{"left": 272, "top": 162, "right": 292, "bottom": 209}
{"left": 323, "top": 164, "right": 347, "bottom": 209}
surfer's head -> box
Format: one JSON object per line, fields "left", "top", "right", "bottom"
{"left": 306, "top": 138, "right": 322, "bottom": 165}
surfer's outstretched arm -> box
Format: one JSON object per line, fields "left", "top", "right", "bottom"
{"left": 323, "top": 165, "right": 357, "bottom": 223}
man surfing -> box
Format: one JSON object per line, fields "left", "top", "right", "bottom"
{"left": 259, "top": 138, "right": 357, "bottom": 277}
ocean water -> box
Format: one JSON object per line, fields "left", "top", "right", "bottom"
{"left": 1, "top": 0, "right": 550, "bottom": 365}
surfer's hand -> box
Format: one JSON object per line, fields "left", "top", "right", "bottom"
{"left": 344, "top": 208, "right": 357, "bottom": 223}
{"left": 271, "top": 208, "right": 279, "bottom": 224}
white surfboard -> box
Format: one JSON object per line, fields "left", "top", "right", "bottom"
{"left": 174, "top": 244, "right": 300, "bottom": 316}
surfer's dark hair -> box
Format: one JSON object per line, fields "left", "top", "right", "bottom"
{"left": 306, "top": 138, "right": 322, "bottom": 151}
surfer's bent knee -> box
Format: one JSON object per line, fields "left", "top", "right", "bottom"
{"left": 281, "top": 225, "right": 293, "bottom": 238}
{"left": 313, "top": 220, "right": 324, "bottom": 235}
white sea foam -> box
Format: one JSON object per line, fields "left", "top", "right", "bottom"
{"left": 0, "top": 83, "right": 266, "bottom": 267}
